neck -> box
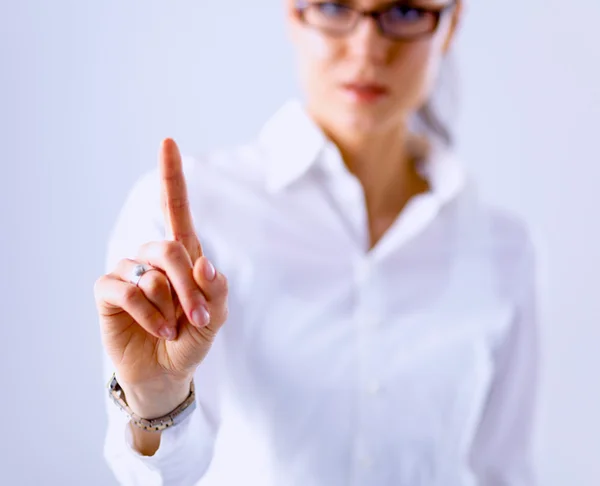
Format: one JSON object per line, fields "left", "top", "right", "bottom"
{"left": 312, "top": 112, "right": 430, "bottom": 216}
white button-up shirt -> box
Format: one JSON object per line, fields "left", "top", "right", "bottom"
{"left": 102, "top": 100, "right": 540, "bottom": 486}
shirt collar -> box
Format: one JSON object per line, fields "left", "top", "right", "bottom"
{"left": 260, "top": 99, "right": 326, "bottom": 194}
{"left": 260, "top": 98, "right": 466, "bottom": 203}
{"left": 418, "top": 142, "right": 466, "bottom": 206}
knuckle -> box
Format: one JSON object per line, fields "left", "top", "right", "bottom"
{"left": 121, "top": 285, "right": 140, "bottom": 306}
{"left": 93, "top": 275, "right": 106, "bottom": 295}
{"left": 161, "top": 240, "right": 185, "bottom": 260}
{"left": 94, "top": 273, "right": 118, "bottom": 295}
{"left": 186, "top": 287, "right": 203, "bottom": 306}
{"left": 141, "top": 306, "right": 160, "bottom": 326}
{"left": 169, "top": 195, "right": 188, "bottom": 211}
{"left": 177, "top": 230, "right": 196, "bottom": 240}
{"left": 145, "top": 273, "right": 169, "bottom": 297}
{"left": 116, "top": 258, "right": 135, "bottom": 278}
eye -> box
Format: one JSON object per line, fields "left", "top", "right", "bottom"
{"left": 385, "top": 5, "right": 427, "bottom": 22}
{"left": 314, "top": 2, "right": 353, "bottom": 18}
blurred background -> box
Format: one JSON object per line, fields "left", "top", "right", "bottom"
{"left": 1, "top": 0, "right": 599, "bottom": 484}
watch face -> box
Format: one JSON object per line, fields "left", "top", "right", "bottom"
{"left": 106, "top": 373, "right": 117, "bottom": 390}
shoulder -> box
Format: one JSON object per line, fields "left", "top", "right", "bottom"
{"left": 445, "top": 176, "right": 544, "bottom": 302}
{"left": 476, "top": 197, "right": 545, "bottom": 297}
{"left": 450, "top": 178, "right": 539, "bottom": 263}
{"left": 484, "top": 203, "right": 537, "bottom": 258}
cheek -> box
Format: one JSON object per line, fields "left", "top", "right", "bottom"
{"left": 392, "top": 42, "right": 444, "bottom": 106}
{"left": 301, "top": 30, "right": 337, "bottom": 61}
{"left": 295, "top": 31, "right": 340, "bottom": 88}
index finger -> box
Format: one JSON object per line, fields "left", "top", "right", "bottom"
{"left": 159, "top": 138, "right": 203, "bottom": 260}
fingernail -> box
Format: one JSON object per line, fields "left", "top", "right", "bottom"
{"left": 192, "top": 305, "right": 210, "bottom": 328}
{"left": 204, "top": 258, "right": 216, "bottom": 281}
{"left": 158, "top": 326, "right": 176, "bottom": 341}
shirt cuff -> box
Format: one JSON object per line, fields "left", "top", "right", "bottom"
{"left": 121, "top": 402, "right": 217, "bottom": 480}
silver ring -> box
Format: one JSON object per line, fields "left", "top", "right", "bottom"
{"left": 129, "top": 263, "right": 153, "bottom": 287}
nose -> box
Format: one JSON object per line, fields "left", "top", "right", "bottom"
{"left": 345, "top": 15, "right": 391, "bottom": 64}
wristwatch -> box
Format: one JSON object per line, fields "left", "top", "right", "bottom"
{"left": 107, "top": 373, "right": 197, "bottom": 432}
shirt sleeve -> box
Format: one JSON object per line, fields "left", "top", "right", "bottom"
{"left": 469, "top": 237, "right": 543, "bottom": 485}
{"left": 101, "top": 169, "right": 223, "bottom": 486}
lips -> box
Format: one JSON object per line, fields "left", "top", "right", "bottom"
{"left": 342, "top": 82, "right": 389, "bottom": 94}
{"left": 341, "top": 82, "right": 390, "bottom": 102}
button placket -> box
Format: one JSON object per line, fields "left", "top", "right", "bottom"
{"left": 351, "top": 255, "right": 385, "bottom": 485}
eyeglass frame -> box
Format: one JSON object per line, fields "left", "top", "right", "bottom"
{"left": 293, "top": 0, "right": 458, "bottom": 41}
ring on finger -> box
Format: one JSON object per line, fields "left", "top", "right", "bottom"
{"left": 129, "top": 263, "right": 157, "bottom": 287}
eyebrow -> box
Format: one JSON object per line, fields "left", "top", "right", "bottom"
{"left": 329, "top": 0, "right": 448, "bottom": 9}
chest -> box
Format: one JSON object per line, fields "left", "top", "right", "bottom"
{"left": 206, "top": 185, "right": 514, "bottom": 474}
{"left": 224, "top": 218, "right": 510, "bottom": 416}
{"left": 219, "top": 240, "right": 510, "bottom": 478}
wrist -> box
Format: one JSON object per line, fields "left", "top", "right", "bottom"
{"left": 120, "top": 377, "right": 193, "bottom": 420}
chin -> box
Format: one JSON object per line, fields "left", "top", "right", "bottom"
{"left": 309, "top": 92, "right": 403, "bottom": 137}
{"left": 333, "top": 100, "right": 397, "bottom": 136}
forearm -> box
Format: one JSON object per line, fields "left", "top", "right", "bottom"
{"left": 128, "top": 424, "right": 162, "bottom": 456}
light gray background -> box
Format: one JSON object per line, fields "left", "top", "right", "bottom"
{"left": 1, "top": 1, "right": 599, "bottom": 485}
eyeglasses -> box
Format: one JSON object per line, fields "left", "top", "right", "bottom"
{"left": 294, "top": 1, "right": 457, "bottom": 41}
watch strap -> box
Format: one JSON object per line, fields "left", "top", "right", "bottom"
{"left": 107, "top": 373, "right": 197, "bottom": 433}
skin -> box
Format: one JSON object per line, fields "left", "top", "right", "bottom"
{"left": 94, "top": 0, "right": 463, "bottom": 457}
{"left": 95, "top": 140, "right": 230, "bottom": 455}
{"left": 286, "top": 0, "right": 463, "bottom": 247}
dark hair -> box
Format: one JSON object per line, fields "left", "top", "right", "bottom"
{"left": 417, "top": 102, "right": 452, "bottom": 147}
{"left": 414, "top": 55, "right": 458, "bottom": 148}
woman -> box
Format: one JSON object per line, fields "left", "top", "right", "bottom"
{"left": 95, "top": 1, "right": 540, "bottom": 484}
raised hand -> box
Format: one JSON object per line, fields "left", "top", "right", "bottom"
{"left": 95, "top": 138, "right": 228, "bottom": 420}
